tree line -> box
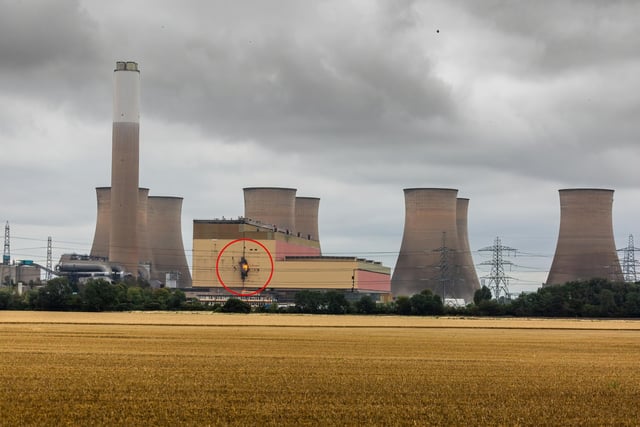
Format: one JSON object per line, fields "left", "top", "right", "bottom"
{"left": 1, "top": 277, "right": 640, "bottom": 317}
{"left": 0, "top": 278, "right": 187, "bottom": 312}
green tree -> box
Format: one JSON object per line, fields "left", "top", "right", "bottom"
{"left": 37, "top": 277, "right": 73, "bottom": 311}
{"left": 126, "top": 286, "right": 145, "bottom": 309}
{"left": 294, "top": 290, "right": 326, "bottom": 313}
{"left": 152, "top": 288, "right": 171, "bottom": 310}
{"left": 355, "top": 295, "right": 376, "bottom": 314}
{"left": 409, "top": 290, "right": 444, "bottom": 315}
{"left": 167, "top": 289, "right": 186, "bottom": 310}
{"left": 221, "top": 298, "right": 251, "bottom": 313}
{"left": 0, "top": 288, "right": 13, "bottom": 309}
{"left": 83, "top": 279, "right": 118, "bottom": 312}
{"left": 325, "top": 291, "right": 350, "bottom": 314}
{"left": 474, "top": 285, "right": 493, "bottom": 305}
{"left": 395, "top": 296, "right": 412, "bottom": 315}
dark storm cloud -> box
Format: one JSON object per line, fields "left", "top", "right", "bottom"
{"left": 140, "top": 22, "right": 455, "bottom": 152}
{"left": 0, "top": 0, "right": 107, "bottom": 118}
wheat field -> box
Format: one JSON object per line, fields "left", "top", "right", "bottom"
{"left": 1, "top": 312, "right": 639, "bottom": 426}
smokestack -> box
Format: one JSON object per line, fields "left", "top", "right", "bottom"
{"left": 243, "top": 187, "right": 297, "bottom": 232}
{"left": 456, "top": 198, "right": 480, "bottom": 300}
{"left": 391, "top": 188, "right": 459, "bottom": 298}
{"left": 295, "top": 197, "right": 320, "bottom": 243}
{"left": 147, "top": 196, "right": 192, "bottom": 287}
{"left": 90, "top": 187, "right": 111, "bottom": 259}
{"left": 546, "top": 188, "right": 623, "bottom": 285}
{"left": 91, "top": 187, "right": 151, "bottom": 266}
{"left": 109, "top": 61, "right": 140, "bottom": 275}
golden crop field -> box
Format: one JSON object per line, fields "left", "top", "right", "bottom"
{"left": 1, "top": 312, "right": 639, "bottom": 426}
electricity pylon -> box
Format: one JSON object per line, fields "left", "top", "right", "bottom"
{"left": 478, "top": 236, "right": 516, "bottom": 302}
{"left": 46, "top": 237, "right": 53, "bottom": 281}
{"left": 618, "top": 234, "right": 640, "bottom": 283}
{"left": 3, "top": 222, "right": 9, "bottom": 265}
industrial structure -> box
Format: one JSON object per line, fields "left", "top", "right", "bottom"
{"left": 243, "top": 187, "right": 297, "bottom": 233}
{"left": 147, "top": 196, "right": 191, "bottom": 287}
{"left": 546, "top": 189, "right": 623, "bottom": 285}
{"left": 61, "top": 61, "right": 192, "bottom": 286}
{"left": 618, "top": 234, "right": 639, "bottom": 283}
{"left": 479, "top": 237, "right": 516, "bottom": 301}
{"left": 191, "top": 187, "right": 391, "bottom": 303}
{"left": 391, "top": 188, "right": 479, "bottom": 302}
{"left": 295, "top": 197, "right": 321, "bottom": 243}
{"left": 0, "top": 222, "right": 44, "bottom": 287}
{"left": 455, "top": 198, "right": 481, "bottom": 298}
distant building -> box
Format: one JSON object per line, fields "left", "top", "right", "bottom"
{"left": 0, "top": 262, "right": 42, "bottom": 287}
{"left": 192, "top": 216, "right": 391, "bottom": 303}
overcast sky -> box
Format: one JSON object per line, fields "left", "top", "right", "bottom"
{"left": 2, "top": 0, "right": 639, "bottom": 292}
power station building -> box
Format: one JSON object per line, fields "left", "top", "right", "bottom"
{"left": 191, "top": 187, "right": 391, "bottom": 302}
{"left": 391, "top": 188, "right": 479, "bottom": 302}
{"left": 72, "top": 61, "right": 191, "bottom": 286}
{"left": 546, "top": 188, "right": 623, "bottom": 285}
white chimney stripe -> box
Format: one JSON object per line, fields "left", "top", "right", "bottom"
{"left": 113, "top": 70, "right": 140, "bottom": 123}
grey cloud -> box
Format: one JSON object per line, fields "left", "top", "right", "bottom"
{"left": 0, "top": 0, "right": 107, "bottom": 118}
{"left": 463, "top": 0, "right": 640, "bottom": 75}
{"left": 140, "top": 32, "right": 455, "bottom": 152}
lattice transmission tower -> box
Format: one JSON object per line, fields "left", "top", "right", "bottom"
{"left": 3, "top": 222, "right": 9, "bottom": 265}
{"left": 618, "top": 234, "right": 640, "bottom": 283}
{"left": 478, "top": 236, "right": 516, "bottom": 302}
{"left": 433, "top": 232, "right": 456, "bottom": 299}
{"left": 46, "top": 236, "right": 53, "bottom": 281}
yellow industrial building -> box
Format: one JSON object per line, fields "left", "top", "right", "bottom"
{"left": 192, "top": 219, "right": 391, "bottom": 304}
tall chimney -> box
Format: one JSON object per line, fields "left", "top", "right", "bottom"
{"left": 546, "top": 189, "right": 623, "bottom": 285}
{"left": 109, "top": 61, "right": 140, "bottom": 275}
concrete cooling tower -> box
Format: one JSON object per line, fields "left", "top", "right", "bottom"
{"left": 244, "top": 187, "right": 297, "bottom": 233}
{"left": 90, "top": 187, "right": 151, "bottom": 267}
{"left": 392, "top": 188, "right": 460, "bottom": 299}
{"left": 137, "top": 188, "right": 152, "bottom": 266}
{"left": 295, "top": 197, "right": 320, "bottom": 242}
{"left": 546, "top": 188, "right": 623, "bottom": 285}
{"left": 90, "top": 187, "right": 111, "bottom": 259}
{"left": 147, "top": 196, "right": 192, "bottom": 287}
{"left": 109, "top": 61, "right": 140, "bottom": 275}
{"left": 456, "top": 198, "right": 480, "bottom": 299}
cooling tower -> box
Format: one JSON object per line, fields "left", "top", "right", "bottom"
{"left": 90, "top": 187, "right": 111, "bottom": 259}
{"left": 391, "top": 188, "right": 460, "bottom": 298}
{"left": 137, "top": 188, "right": 151, "bottom": 265}
{"left": 109, "top": 61, "right": 140, "bottom": 275}
{"left": 456, "top": 198, "right": 480, "bottom": 300}
{"left": 243, "top": 187, "right": 297, "bottom": 232}
{"left": 295, "top": 197, "right": 321, "bottom": 242}
{"left": 546, "top": 189, "right": 623, "bottom": 285}
{"left": 147, "top": 196, "right": 192, "bottom": 287}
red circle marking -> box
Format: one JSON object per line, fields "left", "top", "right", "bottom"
{"left": 215, "top": 238, "right": 274, "bottom": 297}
